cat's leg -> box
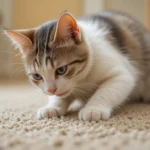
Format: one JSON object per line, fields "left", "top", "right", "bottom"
{"left": 37, "top": 96, "right": 72, "bottom": 119}
{"left": 79, "top": 73, "right": 135, "bottom": 121}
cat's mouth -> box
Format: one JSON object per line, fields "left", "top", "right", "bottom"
{"left": 56, "top": 90, "right": 70, "bottom": 97}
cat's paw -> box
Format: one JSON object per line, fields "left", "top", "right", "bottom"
{"left": 78, "top": 106, "right": 112, "bottom": 121}
{"left": 37, "top": 106, "right": 66, "bottom": 119}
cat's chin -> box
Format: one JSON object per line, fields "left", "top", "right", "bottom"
{"left": 44, "top": 90, "right": 71, "bottom": 98}
{"left": 57, "top": 90, "right": 73, "bottom": 98}
{"left": 56, "top": 90, "right": 70, "bottom": 97}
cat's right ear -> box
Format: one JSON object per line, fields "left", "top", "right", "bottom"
{"left": 53, "top": 12, "right": 81, "bottom": 45}
{"left": 5, "top": 29, "right": 34, "bottom": 55}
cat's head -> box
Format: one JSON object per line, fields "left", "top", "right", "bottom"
{"left": 5, "top": 12, "right": 92, "bottom": 98}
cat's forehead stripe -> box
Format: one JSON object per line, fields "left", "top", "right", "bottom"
{"left": 36, "top": 25, "right": 49, "bottom": 63}
{"left": 33, "top": 59, "right": 39, "bottom": 72}
{"left": 35, "top": 21, "right": 56, "bottom": 65}
{"left": 46, "top": 57, "right": 54, "bottom": 68}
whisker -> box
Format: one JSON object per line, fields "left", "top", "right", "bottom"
{"left": 18, "top": 69, "right": 26, "bottom": 76}
{"left": 29, "top": 89, "right": 47, "bottom": 104}
{"left": 73, "top": 88, "right": 89, "bottom": 98}
{"left": 31, "top": 92, "right": 39, "bottom": 100}
{"left": 12, "top": 66, "right": 25, "bottom": 76}
{"left": 71, "top": 82, "right": 100, "bottom": 99}
{"left": 73, "top": 83, "right": 98, "bottom": 91}
{"left": 29, "top": 89, "right": 42, "bottom": 100}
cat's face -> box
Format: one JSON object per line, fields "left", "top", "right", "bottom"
{"left": 6, "top": 12, "right": 90, "bottom": 98}
{"left": 26, "top": 43, "right": 89, "bottom": 97}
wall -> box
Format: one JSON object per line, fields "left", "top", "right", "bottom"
{"left": 0, "top": 0, "right": 12, "bottom": 28}
{"left": 105, "top": 0, "right": 146, "bottom": 25}
{"left": 0, "top": 0, "right": 12, "bottom": 78}
{"left": 146, "top": 0, "right": 150, "bottom": 29}
{"left": 12, "top": 0, "right": 81, "bottom": 29}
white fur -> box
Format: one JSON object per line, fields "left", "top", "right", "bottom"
{"left": 37, "top": 20, "right": 138, "bottom": 121}
{"left": 37, "top": 96, "right": 70, "bottom": 119}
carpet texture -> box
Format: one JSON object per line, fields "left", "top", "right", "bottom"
{"left": 1, "top": 80, "right": 150, "bottom": 150}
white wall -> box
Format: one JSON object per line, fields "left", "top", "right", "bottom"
{"left": 105, "top": 0, "right": 146, "bottom": 24}
{"left": 0, "top": 0, "right": 12, "bottom": 77}
{"left": 0, "top": 0, "right": 12, "bottom": 28}
{"left": 83, "top": 0, "right": 105, "bottom": 15}
{"left": 83, "top": 0, "right": 145, "bottom": 24}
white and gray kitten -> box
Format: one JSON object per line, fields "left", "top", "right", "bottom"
{"left": 5, "top": 11, "right": 150, "bottom": 121}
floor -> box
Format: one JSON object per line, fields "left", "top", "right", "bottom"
{"left": 0, "top": 80, "right": 150, "bottom": 150}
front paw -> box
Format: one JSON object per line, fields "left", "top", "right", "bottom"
{"left": 78, "top": 106, "right": 111, "bottom": 121}
{"left": 37, "top": 106, "right": 66, "bottom": 119}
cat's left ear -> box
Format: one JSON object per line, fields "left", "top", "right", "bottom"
{"left": 5, "top": 29, "right": 34, "bottom": 55}
{"left": 53, "top": 12, "right": 82, "bottom": 45}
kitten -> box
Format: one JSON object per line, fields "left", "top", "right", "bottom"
{"left": 5, "top": 11, "right": 150, "bottom": 121}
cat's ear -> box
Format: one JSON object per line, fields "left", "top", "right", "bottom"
{"left": 5, "top": 29, "right": 34, "bottom": 55}
{"left": 53, "top": 12, "right": 81, "bottom": 44}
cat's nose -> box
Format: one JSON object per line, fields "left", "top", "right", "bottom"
{"left": 48, "top": 88, "right": 57, "bottom": 94}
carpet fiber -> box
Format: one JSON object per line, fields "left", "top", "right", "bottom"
{"left": 1, "top": 80, "right": 150, "bottom": 150}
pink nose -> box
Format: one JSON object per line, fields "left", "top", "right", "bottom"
{"left": 48, "top": 88, "right": 57, "bottom": 94}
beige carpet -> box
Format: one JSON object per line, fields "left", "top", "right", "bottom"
{"left": 1, "top": 80, "right": 150, "bottom": 150}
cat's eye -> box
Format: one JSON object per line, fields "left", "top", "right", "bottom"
{"left": 32, "top": 73, "right": 42, "bottom": 80}
{"left": 56, "top": 66, "right": 67, "bottom": 75}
